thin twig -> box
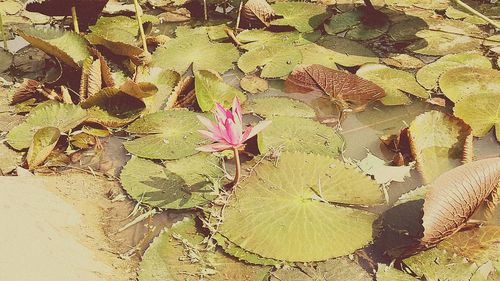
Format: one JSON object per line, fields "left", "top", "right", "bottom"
{"left": 71, "top": 6, "right": 80, "bottom": 33}
{"left": 133, "top": 0, "right": 148, "bottom": 52}
{"left": 235, "top": 0, "right": 243, "bottom": 33}
{"left": 453, "top": 0, "right": 499, "bottom": 29}
{"left": 0, "top": 11, "right": 7, "bottom": 49}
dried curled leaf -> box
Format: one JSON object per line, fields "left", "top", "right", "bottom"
{"left": 10, "top": 79, "right": 42, "bottom": 105}
{"left": 241, "top": 0, "right": 276, "bottom": 28}
{"left": 285, "top": 64, "right": 385, "bottom": 107}
{"left": 420, "top": 157, "right": 500, "bottom": 248}
{"left": 88, "top": 47, "right": 115, "bottom": 88}
{"left": 79, "top": 57, "right": 102, "bottom": 100}
{"left": 27, "top": 127, "right": 60, "bottom": 170}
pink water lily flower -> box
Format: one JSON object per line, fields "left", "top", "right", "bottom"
{"left": 197, "top": 97, "right": 271, "bottom": 152}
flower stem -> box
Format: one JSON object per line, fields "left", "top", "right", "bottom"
{"left": 453, "top": 0, "right": 499, "bottom": 29}
{"left": 133, "top": 0, "right": 148, "bottom": 53}
{"left": 232, "top": 147, "right": 241, "bottom": 187}
{"left": 71, "top": 6, "right": 80, "bottom": 33}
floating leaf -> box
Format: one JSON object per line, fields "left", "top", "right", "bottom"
{"left": 285, "top": 64, "right": 385, "bottom": 107}
{"left": 381, "top": 54, "right": 425, "bottom": 69}
{"left": 124, "top": 109, "right": 208, "bottom": 160}
{"left": 7, "top": 102, "right": 87, "bottom": 150}
{"left": 357, "top": 152, "right": 413, "bottom": 185}
{"left": 87, "top": 15, "right": 157, "bottom": 57}
{"left": 119, "top": 79, "right": 158, "bottom": 99}
{"left": 416, "top": 53, "right": 491, "bottom": 90}
{"left": 18, "top": 27, "right": 89, "bottom": 69}
{"left": 81, "top": 87, "right": 145, "bottom": 128}
{"left": 314, "top": 37, "right": 378, "bottom": 67}
{"left": 271, "top": 2, "right": 329, "bottom": 32}
{"left": 420, "top": 158, "right": 500, "bottom": 247}
{"left": 236, "top": 29, "right": 319, "bottom": 51}
{"left": 241, "top": 0, "right": 275, "bottom": 28}
{"left": 270, "top": 257, "right": 372, "bottom": 280}
{"left": 139, "top": 68, "right": 180, "bottom": 112}
{"left": 357, "top": 64, "right": 429, "bottom": 105}
{"left": 407, "top": 110, "right": 473, "bottom": 184}
{"left": 324, "top": 7, "right": 389, "bottom": 40}
{"left": 239, "top": 75, "right": 268, "bottom": 94}
{"left": 237, "top": 45, "right": 302, "bottom": 78}
{"left": 194, "top": 70, "right": 246, "bottom": 112}
{"left": 258, "top": 116, "right": 343, "bottom": 157}
{"left": 26, "top": 127, "right": 60, "bottom": 170}
{"left": 152, "top": 34, "right": 239, "bottom": 74}
{"left": 407, "top": 20, "right": 484, "bottom": 56}
{"left": 218, "top": 152, "right": 382, "bottom": 262}
{"left": 79, "top": 57, "right": 102, "bottom": 100}
{"left": 212, "top": 233, "right": 281, "bottom": 266}
{"left": 120, "top": 154, "right": 221, "bottom": 209}
{"left": 139, "top": 217, "right": 270, "bottom": 281}
{"left": 376, "top": 264, "right": 418, "bottom": 281}
{"left": 454, "top": 93, "right": 500, "bottom": 141}
{"left": 243, "top": 97, "right": 315, "bottom": 118}
{"left": 0, "top": 48, "right": 13, "bottom": 73}
{"left": 175, "top": 24, "right": 228, "bottom": 41}
{"left": 439, "top": 67, "right": 500, "bottom": 103}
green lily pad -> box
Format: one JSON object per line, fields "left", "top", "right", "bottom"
{"left": 236, "top": 30, "right": 319, "bottom": 51}
{"left": 139, "top": 217, "right": 270, "bottom": 281}
{"left": 0, "top": 0, "right": 23, "bottom": 15}
{"left": 325, "top": 8, "right": 389, "bottom": 41}
{"left": 299, "top": 43, "right": 340, "bottom": 70}
{"left": 139, "top": 68, "right": 180, "bottom": 113}
{"left": 454, "top": 93, "right": 500, "bottom": 141}
{"left": 0, "top": 48, "right": 13, "bottom": 73}
{"left": 357, "top": 64, "right": 429, "bottom": 105}
{"left": 270, "top": 2, "right": 330, "bottom": 32}
{"left": 175, "top": 24, "right": 229, "bottom": 41}
{"left": 315, "top": 37, "right": 378, "bottom": 67}
{"left": 439, "top": 67, "right": 500, "bottom": 103}
{"left": 194, "top": 70, "right": 246, "bottom": 112}
{"left": 87, "top": 15, "right": 158, "bottom": 57}
{"left": 212, "top": 233, "right": 281, "bottom": 266}
{"left": 388, "top": 17, "right": 429, "bottom": 42}
{"left": 239, "top": 75, "right": 269, "bottom": 94}
{"left": 124, "top": 109, "right": 208, "bottom": 160}
{"left": 258, "top": 116, "right": 343, "bottom": 157}
{"left": 270, "top": 257, "right": 372, "bottom": 280}
{"left": 407, "top": 20, "right": 484, "bottom": 56}
{"left": 7, "top": 102, "right": 87, "bottom": 150}
{"left": 218, "top": 152, "right": 382, "bottom": 262}
{"left": 26, "top": 127, "right": 60, "bottom": 169}
{"left": 376, "top": 264, "right": 419, "bottom": 281}
{"left": 243, "top": 97, "right": 315, "bottom": 118}
{"left": 120, "top": 154, "right": 221, "bottom": 209}
{"left": 405, "top": 226, "right": 500, "bottom": 281}
{"left": 237, "top": 45, "right": 302, "bottom": 78}
{"left": 81, "top": 87, "right": 146, "bottom": 128}
{"left": 152, "top": 34, "right": 239, "bottom": 74}
{"left": 18, "top": 27, "right": 89, "bottom": 69}
{"left": 416, "top": 53, "right": 491, "bottom": 90}
{"left": 408, "top": 110, "right": 472, "bottom": 184}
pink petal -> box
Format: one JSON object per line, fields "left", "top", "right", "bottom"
{"left": 197, "top": 115, "right": 216, "bottom": 132}
{"left": 242, "top": 120, "right": 272, "bottom": 142}
{"left": 198, "top": 130, "right": 218, "bottom": 142}
{"left": 196, "top": 143, "right": 233, "bottom": 152}
{"left": 215, "top": 103, "right": 229, "bottom": 121}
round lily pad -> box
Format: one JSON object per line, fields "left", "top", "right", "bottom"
{"left": 243, "top": 97, "right": 315, "bottom": 118}
{"left": 439, "top": 67, "right": 500, "bottom": 103}
{"left": 258, "top": 116, "right": 343, "bottom": 157}
{"left": 416, "top": 53, "right": 491, "bottom": 90}
{"left": 357, "top": 64, "right": 429, "bottom": 105}
{"left": 218, "top": 152, "right": 382, "bottom": 262}
{"left": 238, "top": 45, "right": 302, "bottom": 78}
{"left": 124, "top": 109, "right": 208, "bottom": 160}
{"left": 454, "top": 93, "right": 500, "bottom": 141}
{"left": 139, "top": 217, "right": 270, "bottom": 281}
{"left": 315, "top": 37, "right": 378, "bottom": 67}
{"left": 240, "top": 75, "right": 269, "bottom": 94}
{"left": 120, "top": 154, "right": 221, "bottom": 209}
{"left": 7, "top": 102, "right": 88, "bottom": 150}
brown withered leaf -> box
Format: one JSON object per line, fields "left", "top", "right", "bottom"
{"left": 284, "top": 64, "right": 385, "bottom": 108}
{"left": 10, "top": 79, "right": 43, "bottom": 105}
{"left": 419, "top": 157, "right": 500, "bottom": 249}
{"left": 241, "top": 0, "right": 276, "bottom": 29}
{"left": 88, "top": 47, "right": 115, "bottom": 88}
{"left": 79, "top": 57, "right": 102, "bottom": 100}
{"left": 119, "top": 79, "right": 158, "bottom": 99}
{"left": 166, "top": 76, "right": 195, "bottom": 109}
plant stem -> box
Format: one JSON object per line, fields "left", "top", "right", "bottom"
{"left": 235, "top": 0, "right": 243, "bottom": 33}
{"left": 0, "top": 11, "right": 7, "bottom": 50}
{"left": 203, "top": 0, "right": 208, "bottom": 21}
{"left": 133, "top": 0, "right": 148, "bottom": 53}
{"left": 71, "top": 6, "right": 80, "bottom": 33}
{"left": 232, "top": 147, "right": 241, "bottom": 187}
{"left": 453, "top": 0, "right": 499, "bottom": 29}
